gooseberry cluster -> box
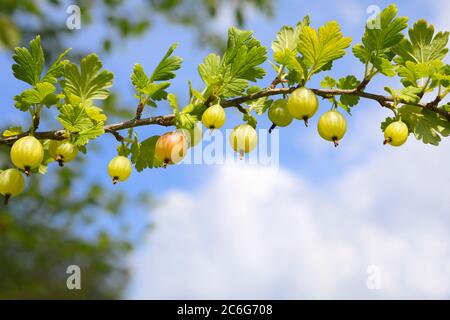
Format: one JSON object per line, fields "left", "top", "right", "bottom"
{"left": 270, "top": 87, "right": 411, "bottom": 148}
{"left": 1, "top": 135, "right": 80, "bottom": 204}
{"left": 271, "top": 87, "right": 348, "bottom": 146}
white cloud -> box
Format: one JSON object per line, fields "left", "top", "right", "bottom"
{"left": 127, "top": 137, "right": 450, "bottom": 299}
{"left": 433, "top": 0, "right": 450, "bottom": 36}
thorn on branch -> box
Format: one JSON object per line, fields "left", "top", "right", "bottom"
{"left": 135, "top": 102, "right": 144, "bottom": 120}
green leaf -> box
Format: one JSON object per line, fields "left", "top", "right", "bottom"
{"left": 14, "top": 94, "right": 31, "bottom": 111}
{"left": 298, "top": 21, "right": 352, "bottom": 77}
{"left": 167, "top": 93, "right": 199, "bottom": 129}
{"left": 320, "top": 76, "right": 337, "bottom": 89}
{"left": 398, "top": 105, "right": 450, "bottom": 145}
{"left": 395, "top": 19, "right": 449, "bottom": 65}
{"left": 86, "top": 105, "right": 108, "bottom": 122}
{"left": 12, "top": 35, "right": 44, "bottom": 85}
{"left": 352, "top": 44, "right": 371, "bottom": 65}
{"left": 188, "top": 81, "right": 205, "bottom": 103}
{"left": 131, "top": 63, "right": 171, "bottom": 102}
{"left": 222, "top": 27, "right": 267, "bottom": 81}
{"left": 384, "top": 86, "right": 422, "bottom": 103}
{"left": 75, "top": 121, "right": 105, "bottom": 146}
{"left": 42, "top": 48, "right": 71, "bottom": 84}
{"left": 337, "top": 75, "right": 360, "bottom": 107}
{"left": 131, "top": 135, "right": 162, "bottom": 171}
{"left": 176, "top": 113, "right": 199, "bottom": 130}
{"left": 397, "top": 60, "right": 445, "bottom": 87}
{"left": 372, "top": 57, "right": 396, "bottom": 77}
{"left": 337, "top": 75, "right": 359, "bottom": 89}
{"left": 142, "top": 82, "right": 170, "bottom": 101}
{"left": 38, "top": 164, "right": 48, "bottom": 175}
{"left": 380, "top": 117, "right": 396, "bottom": 131}
{"left": 198, "top": 27, "right": 267, "bottom": 98}
{"left": 246, "top": 86, "right": 261, "bottom": 95}
{"left": 150, "top": 43, "right": 183, "bottom": 82}
{"left": 243, "top": 113, "right": 257, "bottom": 128}
{"left": 366, "top": 4, "right": 408, "bottom": 56}
{"left": 167, "top": 93, "right": 179, "bottom": 114}
{"left": 2, "top": 126, "right": 22, "bottom": 137}
{"left": 131, "top": 63, "right": 151, "bottom": 91}
{"left": 57, "top": 103, "right": 104, "bottom": 146}
{"left": 62, "top": 53, "right": 113, "bottom": 101}
{"left": 274, "top": 49, "right": 305, "bottom": 77}
{"left": 272, "top": 22, "right": 305, "bottom": 53}
{"left": 198, "top": 53, "right": 222, "bottom": 90}
{"left": 21, "top": 82, "right": 56, "bottom": 104}
{"left": 249, "top": 97, "right": 273, "bottom": 115}
{"left": 353, "top": 4, "right": 408, "bottom": 72}
{"left": 430, "top": 63, "right": 450, "bottom": 88}
{"left": 57, "top": 104, "right": 96, "bottom": 132}
{"left": 117, "top": 143, "right": 131, "bottom": 157}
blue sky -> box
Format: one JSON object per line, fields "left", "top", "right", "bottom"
{"left": 1, "top": 0, "right": 450, "bottom": 299}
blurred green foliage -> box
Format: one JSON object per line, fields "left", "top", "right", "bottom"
{"left": 0, "top": 154, "right": 134, "bottom": 299}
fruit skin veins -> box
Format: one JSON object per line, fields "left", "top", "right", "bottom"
{"left": 49, "top": 140, "right": 78, "bottom": 166}
{"left": 317, "top": 110, "right": 347, "bottom": 147}
{"left": 108, "top": 156, "right": 132, "bottom": 184}
{"left": 0, "top": 168, "right": 25, "bottom": 205}
{"left": 178, "top": 121, "right": 203, "bottom": 148}
{"left": 10, "top": 136, "right": 44, "bottom": 175}
{"left": 229, "top": 124, "right": 258, "bottom": 159}
{"left": 155, "top": 131, "right": 188, "bottom": 167}
{"left": 201, "top": 104, "right": 226, "bottom": 129}
{"left": 287, "top": 87, "right": 319, "bottom": 124}
{"left": 384, "top": 121, "right": 409, "bottom": 147}
{"left": 268, "top": 99, "right": 293, "bottom": 127}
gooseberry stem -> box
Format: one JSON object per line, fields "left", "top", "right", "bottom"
{"left": 56, "top": 155, "right": 64, "bottom": 167}
{"left": 4, "top": 194, "right": 10, "bottom": 206}
{"left": 268, "top": 123, "right": 276, "bottom": 134}
{"left": 303, "top": 116, "right": 309, "bottom": 127}
{"left": 332, "top": 137, "right": 339, "bottom": 147}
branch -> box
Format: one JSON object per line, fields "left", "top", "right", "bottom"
{"left": 1, "top": 86, "right": 449, "bottom": 145}
{"left": 0, "top": 114, "right": 175, "bottom": 145}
